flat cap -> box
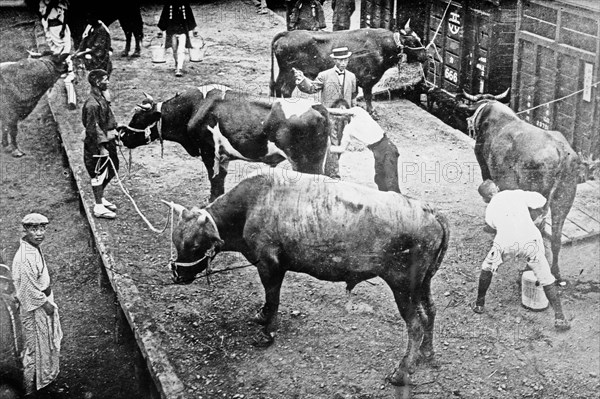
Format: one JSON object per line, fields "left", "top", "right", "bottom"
{"left": 22, "top": 213, "right": 49, "bottom": 225}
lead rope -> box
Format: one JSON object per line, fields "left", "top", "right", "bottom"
{"left": 104, "top": 156, "right": 172, "bottom": 233}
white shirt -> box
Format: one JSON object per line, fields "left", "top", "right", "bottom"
{"left": 485, "top": 189, "right": 547, "bottom": 246}
{"left": 331, "top": 107, "right": 384, "bottom": 153}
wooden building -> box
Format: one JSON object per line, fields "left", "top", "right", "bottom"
{"left": 424, "top": 0, "right": 518, "bottom": 96}
{"left": 511, "top": 0, "right": 600, "bottom": 160}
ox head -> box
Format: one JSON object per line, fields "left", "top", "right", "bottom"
{"left": 119, "top": 92, "right": 161, "bottom": 149}
{"left": 396, "top": 19, "right": 428, "bottom": 64}
{"left": 455, "top": 88, "right": 511, "bottom": 116}
{"left": 163, "top": 201, "right": 224, "bottom": 284}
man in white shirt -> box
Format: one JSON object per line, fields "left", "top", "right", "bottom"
{"left": 473, "top": 180, "right": 570, "bottom": 331}
{"left": 327, "top": 105, "right": 401, "bottom": 193}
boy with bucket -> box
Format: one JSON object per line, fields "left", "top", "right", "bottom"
{"left": 472, "top": 180, "right": 570, "bottom": 331}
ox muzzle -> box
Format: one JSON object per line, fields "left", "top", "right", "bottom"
{"left": 169, "top": 247, "right": 217, "bottom": 284}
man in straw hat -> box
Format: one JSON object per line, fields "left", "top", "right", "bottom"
{"left": 11, "top": 213, "right": 63, "bottom": 396}
{"left": 82, "top": 69, "right": 120, "bottom": 219}
{"left": 294, "top": 46, "right": 358, "bottom": 178}
{"left": 473, "top": 180, "right": 570, "bottom": 331}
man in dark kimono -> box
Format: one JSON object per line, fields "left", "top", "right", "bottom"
{"left": 158, "top": 0, "right": 197, "bottom": 77}
{"left": 75, "top": 14, "right": 112, "bottom": 76}
{"left": 332, "top": 0, "right": 355, "bottom": 31}
{"left": 81, "top": 69, "right": 119, "bottom": 219}
{"left": 288, "top": 0, "right": 326, "bottom": 31}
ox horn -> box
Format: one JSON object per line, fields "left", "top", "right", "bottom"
{"left": 136, "top": 103, "right": 153, "bottom": 111}
{"left": 326, "top": 108, "right": 355, "bottom": 116}
{"left": 404, "top": 19, "right": 411, "bottom": 31}
{"left": 462, "top": 90, "right": 483, "bottom": 102}
{"left": 142, "top": 92, "right": 154, "bottom": 103}
{"left": 494, "top": 88, "right": 510, "bottom": 101}
{"left": 161, "top": 200, "right": 186, "bottom": 218}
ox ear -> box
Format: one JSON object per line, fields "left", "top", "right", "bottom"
{"left": 198, "top": 212, "right": 224, "bottom": 248}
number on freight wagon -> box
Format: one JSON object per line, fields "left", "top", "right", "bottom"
{"left": 444, "top": 67, "right": 458, "bottom": 83}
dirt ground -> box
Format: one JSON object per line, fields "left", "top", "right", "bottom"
{"left": 2, "top": 1, "right": 599, "bottom": 398}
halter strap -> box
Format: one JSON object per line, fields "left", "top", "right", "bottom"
{"left": 466, "top": 102, "right": 489, "bottom": 138}
{"left": 170, "top": 208, "right": 220, "bottom": 269}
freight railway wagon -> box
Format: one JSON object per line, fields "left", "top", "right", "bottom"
{"left": 425, "top": 0, "right": 518, "bottom": 96}
{"left": 511, "top": 0, "right": 600, "bottom": 161}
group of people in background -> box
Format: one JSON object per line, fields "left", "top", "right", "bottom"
{"left": 286, "top": 0, "right": 356, "bottom": 31}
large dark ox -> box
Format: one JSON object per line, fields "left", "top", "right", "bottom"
{"left": 164, "top": 170, "right": 449, "bottom": 387}
{"left": 270, "top": 23, "right": 428, "bottom": 114}
{"left": 458, "top": 91, "right": 581, "bottom": 283}
{"left": 119, "top": 86, "right": 330, "bottom": 201}
{"left": 0, "top": 53, "right": 69, "bottom": 157}
{"left": 67, "top": 0, "right": 143, "bottom": 55}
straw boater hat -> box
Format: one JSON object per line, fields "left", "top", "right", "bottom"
{"left": 22, "top": 213, "right": 49, "bottom": 226}
{"left": 330, "top": 47, "right": 352, "bottom": 59}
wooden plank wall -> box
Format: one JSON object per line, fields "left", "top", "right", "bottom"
{"left": 511, "top": 0, "right": 600, "bottom": 160}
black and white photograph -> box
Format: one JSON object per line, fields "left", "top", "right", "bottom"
{"left": 1, "top": 1, "right": 598, "bottom": 398}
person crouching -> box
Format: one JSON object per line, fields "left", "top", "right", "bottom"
{"left": 82, "top": 69, "right": 120, "bottom": 219}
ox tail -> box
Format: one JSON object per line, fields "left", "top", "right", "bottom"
{"left": 270, "top": 31, "right": 287, "bottom": 98}
{"left": 432, "top": 212, "right": 450, "bottom": 276}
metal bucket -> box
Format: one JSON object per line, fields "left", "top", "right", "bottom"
{"left": 521, "top": 270, "right": 549, "bottom": 311}
{"left": 151, "top": 44, "right": 166, "bottom": 63}
{"left": 189, "top": 46, "right": 203, "bottom": 62}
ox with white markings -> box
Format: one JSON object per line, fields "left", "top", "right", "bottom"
{"left": 458, "top": 90, "right": 581, "bottom": 283}
{"left": 164, "top": 170, "right": 449, "bottom": 387}
{"left": 270, "top": 23, "right": 428, "bottom": 114}
{"left": 119, "top": 86, "right": 330, "bottom": 201}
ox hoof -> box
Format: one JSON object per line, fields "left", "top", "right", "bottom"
{"left": 251, "top": 331, "right": 274, "bottom": 347}
{"left": 471, "top": 302, "right": 485, "bottom": 314}
{"left": 385, "top": 368, "right": 411, "bottom": 386}
{"left": 131, "top": 50, "right": 141, "bottom": 58}
{"left": 420, "top": 351, "right": 440, "bottom": 368}
{"left": 250, "top": 309, "right": 269, "bottom": 325}
{"left": 11, "top": 148, "right": 25, "bottom": 158}
{"left": 120, "top": 50, "right": 129, "bottom": 57}
{"left": 555, "top": 319, "right": 571, "bottom": 332}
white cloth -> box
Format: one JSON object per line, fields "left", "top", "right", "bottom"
{"left": 481, "top": 190, "right": 554, "bottom": 286}
{"left": 39, "top": 0, "right": 72, "bottom": 54}
{"left": 485, "top": 189, "right": 546, "bottom": 247}
{"left": 339, "top": 106, "right": 384, "bottom": 147}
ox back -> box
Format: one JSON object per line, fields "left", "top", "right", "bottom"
{"left": 270, "top": 28, "right": 427, "bottom": 113}
{"left": 220, "top": 172, "right": 447, "bottom": 281}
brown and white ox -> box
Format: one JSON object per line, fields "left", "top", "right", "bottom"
{"left": 458, "top": 90, "right": 581, "bottom": 283}
{"left": 164, "top": 170, "right": 449, "bottom": 388}
{"left": 270, "top": 22, "right": 428, "bottom": 114}
{"left": 119, "top": 86, "right": 330, "bottom": 201}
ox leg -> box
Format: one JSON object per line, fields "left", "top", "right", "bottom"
{"left": 386, "top": 289, "right": 423, "bottom": 387}
{"left": 251, "top": 251, "right": 286, "bottom": 347}
{"left": 132, "top": 33, "right": 142, "bottom": 57}
{"left": 278, "top": 71, "right": 296, "bottom": 98}
{"left": 363, "top": 86, "right": 375, "bottom": 115}
{"left": 474, "top": 142, "right": 492, "bottom": 181}
{"left": 203, "top": 158, "right": 229, "bottom": 202}
{"left": 549, "top": 182, "right": 577, "bottom": 283}
{"left": 418, "top": 277, "right": 437, "bottom": 364}
{"left": 122, "top": 32, "right": 131, "bottom": 57}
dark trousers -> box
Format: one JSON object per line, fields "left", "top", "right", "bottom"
{"left": 369, "top": 135, "right": 400, "bottom": 193}
{"left": 84, "top": 140, "right": 119, "bottom": 187}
